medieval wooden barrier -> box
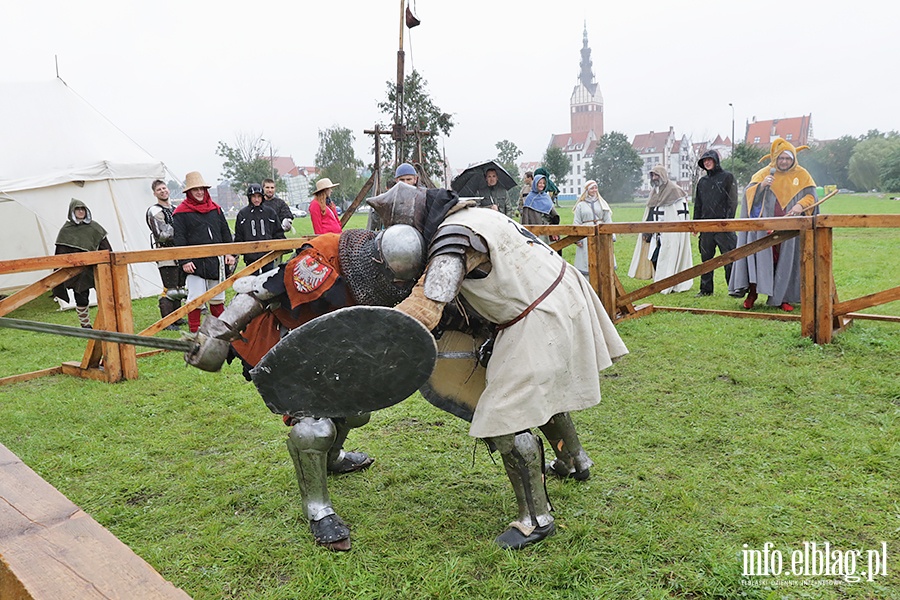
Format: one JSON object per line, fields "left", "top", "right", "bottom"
{"left": 2, "top": 214, "right": 899, "bottom": 387}
{"left": 0, "top": 238, "right": 311, "bottom": 386}
{"left": 531, "top": 213, "right": 900, "bottom": 344}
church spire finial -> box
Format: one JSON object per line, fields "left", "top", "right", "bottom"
{"left": 579, "top": 23, "right": 595, "bottom": 92}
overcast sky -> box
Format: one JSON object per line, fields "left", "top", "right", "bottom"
{"left": 3, "top": 0, "right": 896, "bottom": 187}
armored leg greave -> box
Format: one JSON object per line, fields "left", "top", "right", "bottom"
{"left": 540, "top": 412, "right": 593, "bottom": 480}
{"left": 287, "top": 417, "right": 353, "bottom": 550}
{"left": 286, "top": 417, "right": 337, "bottom": 522}
{"left": 327, "top": 413, "right": 375, "bottom": 474}
{"left": 489, "top": 431, "right": 555, "bottom": 549}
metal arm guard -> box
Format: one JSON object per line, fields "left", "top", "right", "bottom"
{"left": 423, "top": 224, "right": 489, "bottom": 303}
{"left": 286, "top": 417, "right": 337, "bottom": 522}
{"left": 490, "top": 432, "right": 554, "bottom": 532}
{"left": 427, "top": 224, "right": 488, "bottom": 259}
{"left": 185, "top": 271, "right": 281, "bottom": 372}
{"left": 539, "top": 412, "right": 593, "bottom": 480}
{"left": 422, "top": 254, "right": 466, "bottom": 303}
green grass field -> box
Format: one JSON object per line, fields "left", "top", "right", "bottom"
{"left": 0, "top": 195, "right": 898, "bottom": 599}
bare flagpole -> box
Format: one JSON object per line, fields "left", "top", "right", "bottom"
{"left": 393, "top": 0, "right": 406, "bottom": 167}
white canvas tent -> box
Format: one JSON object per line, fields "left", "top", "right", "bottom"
{"left": 0, "top": 79, "right": 167, "bottom": 300}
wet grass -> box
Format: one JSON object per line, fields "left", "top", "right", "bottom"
{"left": 0, "top": 194, "right": 898, "bottom": 599}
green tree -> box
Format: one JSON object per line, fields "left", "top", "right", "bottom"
{"left": 314, "top": 125, "right": 364, "bottom": 205}
{"left": 166, "top": 179, "right": 183, "bottom": 198}
{"left": 216, "top": 133, "right": 284, "bottom": 194}
{"left": 377, "top": 70, "right": 454, "bottom": 179}
{"left": 879, "top": 144, "right": 900, "bottom": 192}
{"left": 495, "top": 140, "right": 522, "bottom": 179}
{"left": 802, "top": 135, "right": 858, "bottom": 189}
{"left": 542, "top": 146, "right": 572, "bottom": 188}
{"left": 585, "top": 132, "right": 642, "bottom": 203}
{"left": 727, "top": 142, "right": 767, "bottom": 187}
{"left": 848, "top": 131, "right": 900, "bottom": 192}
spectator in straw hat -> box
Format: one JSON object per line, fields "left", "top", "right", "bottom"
{"left": 173, "top": 171, "right": 235, "bottom": 333}
{"left": 310, "top": 177, "right": 342, "bottom": 235}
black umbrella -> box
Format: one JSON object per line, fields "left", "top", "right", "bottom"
{"left": 451, "top": 160, "right": 518, "bottom": 197}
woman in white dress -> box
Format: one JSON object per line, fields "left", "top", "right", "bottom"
{"left": 572, "top": 180, "right": 614, "bottom": 276}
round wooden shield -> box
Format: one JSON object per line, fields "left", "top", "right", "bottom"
{"left": 251, "top": 306, "right": 437, "bottom": 418}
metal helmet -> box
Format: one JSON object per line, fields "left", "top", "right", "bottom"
{"left": 246, "top": 183, "right": 264, "bottom": 200}
{"left": 376, "top": 224, "right": 426, "bottom": 282}
{"left": 367, "top": 182, "right": 427, "bottom": 229}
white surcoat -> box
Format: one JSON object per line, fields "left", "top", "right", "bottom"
{"left": 439, "top": 208, "right": 628, "bottom": 438}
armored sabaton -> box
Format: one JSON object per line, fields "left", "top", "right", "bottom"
{"left": 368, "top": 186, "right": 625, "bottom": 550}
{"left": 184, "top": 226, "right": 432, "bottom": 551}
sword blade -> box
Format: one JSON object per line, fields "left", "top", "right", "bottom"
{"left": 0, "top": 317, "right": 197, "bottom": 352}
{"left": 436, "top": 351, "right": 478, "bottom": 360}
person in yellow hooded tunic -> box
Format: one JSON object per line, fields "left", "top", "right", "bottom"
{"left": 728, "top": 139, "right": 818, "bottom": 311}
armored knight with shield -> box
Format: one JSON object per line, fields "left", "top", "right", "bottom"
{"left": 186, "top": 225, "right": 434, "bottom": 551}
{"left": 186, "top": 183, "right": 627, "bottom": 552}
{"left": 374, "top": 183, "right": 628, "bottom": 549}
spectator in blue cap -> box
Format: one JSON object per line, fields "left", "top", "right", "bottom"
{"left": 394, "top": 163, "right": 419, "bottom": 187}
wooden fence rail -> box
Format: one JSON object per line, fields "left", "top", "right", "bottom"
{"left": 1, "top": 214, "right": 898, "bottom": 385}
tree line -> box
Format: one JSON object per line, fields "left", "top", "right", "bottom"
{"left": 215, "top": 68, "right": 900, "bottom": 205}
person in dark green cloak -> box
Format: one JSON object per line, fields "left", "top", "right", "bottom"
{"left": 52, "top": 198, "right": 111, "bottom": 328}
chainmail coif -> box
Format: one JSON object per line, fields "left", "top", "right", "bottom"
{"left": 338, "top": 229, "right": 414, "bottom": 307}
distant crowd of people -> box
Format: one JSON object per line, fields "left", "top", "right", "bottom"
{"left": 53, "top": 137, "right": 817, "bottom": 329}
{"left": 457, "top": 136, "right": 817, "bottom": 312}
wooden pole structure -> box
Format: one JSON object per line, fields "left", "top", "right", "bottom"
{"left": 340, "top": 171, "right": 377, "bottom": 227}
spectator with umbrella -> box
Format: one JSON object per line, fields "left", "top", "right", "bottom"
{"left": 451, "top": 160, "right": 516, "bottom": 216}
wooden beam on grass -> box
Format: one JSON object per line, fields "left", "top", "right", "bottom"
{"left": 614, "top": 275, "right": 638, "bottom": 318}
{"left": 591, "top": 231, "right": 616, "bottom": 320}
{"left": 60, "top": 362, "right": 108, "bottom": 381}
{"left": 615, "top": 303, "right": 654, "bottom": 323}
{"left": 92, "top": 262, "right": 122, "bottom": 382}
{"left": 110, "top": 256, "right": 138, "bottom": 379}
{"left": 654, "top": 305, "right": 801, "bottom": 322}
{"left": 0, "top": 366, "right": 63, "bottom": 386}
{"left": 800, "top": 228, "right": 816, "bottom": 339}
{"left": 814, "top": 226, "right": 834, "bottom": 344}
{"left": 0, "top": 443, "right": 191, "bottom": 599}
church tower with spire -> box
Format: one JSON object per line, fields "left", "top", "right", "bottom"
{"left": 547, "top": 24, "right": 605, "bottom": 197}
{"left": 570, "top": 23, "right": 604, "bottom": 136}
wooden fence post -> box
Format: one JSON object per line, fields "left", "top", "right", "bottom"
{"left": 589, "top": 228, "right": 616, "bottom": 320}
{"left": 814, "top": 225, "right": 834, "bottom": 344}
{"left": 93, "top": 262, "right": 122, "bottom": 382}
{"left": 799, "top": 228, "right": 816, "bottom": 340}
{"left": 110, "top": 255, "right": 139, "bottom": 380}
